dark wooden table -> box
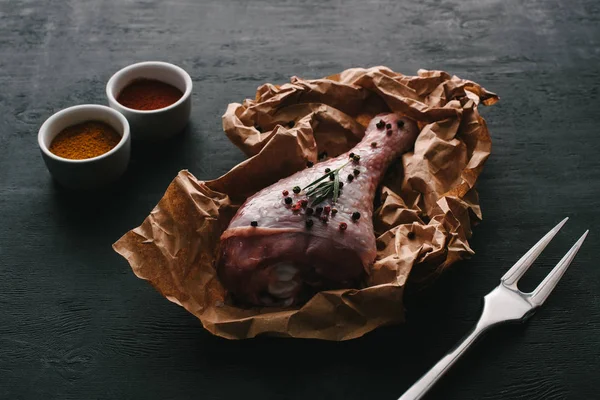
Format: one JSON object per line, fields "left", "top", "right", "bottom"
{"left": 1, "top": 1, "right": 599, "bottom": 399}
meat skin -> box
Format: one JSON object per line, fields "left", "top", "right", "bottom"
{"left": 216, "top": 113, "right": 420, "bottom": 306}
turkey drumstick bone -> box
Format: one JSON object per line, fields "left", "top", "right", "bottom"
{"left": 216, "top": 113, "right": 420, "bottom": 307}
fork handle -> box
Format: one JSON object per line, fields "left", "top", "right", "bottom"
{"left": 397, "top": 321, "right": 488, "bottom": 400}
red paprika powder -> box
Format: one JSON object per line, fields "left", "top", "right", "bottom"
{"left": 116, "top": 79, "right": 183, "bottom": 111}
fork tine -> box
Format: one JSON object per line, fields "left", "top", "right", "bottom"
{"left": 528, "top": 230, "right": 589, "bottom": 306}
{"left": 501, "top": 217, "right": 569, "bottom": 287}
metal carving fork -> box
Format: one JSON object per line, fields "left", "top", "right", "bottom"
{"left": 398, "top": 218, "right": 589, "bottom": 400}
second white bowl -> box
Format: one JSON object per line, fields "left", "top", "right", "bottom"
{"left": 38, "top": 104, "right": 131, "bottom": 190}
{"left": 106, "top": 61, "right": 192, "bottom": 141}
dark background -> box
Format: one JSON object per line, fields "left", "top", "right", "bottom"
{"left": 1, "top": 1, "right": 599, "bottom": 399}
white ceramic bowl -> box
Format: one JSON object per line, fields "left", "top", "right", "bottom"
{"left": 106, "top": 61, "right": 192, "bottom": 141}
{"left": 38, "top": 104, "right": 131, "bottom": 190}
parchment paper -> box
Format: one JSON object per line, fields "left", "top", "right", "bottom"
{"left": 113, "top": 66, "right": 498, "bottom": 340}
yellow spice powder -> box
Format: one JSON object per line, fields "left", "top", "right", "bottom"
{"left": 49, "top": 121, "right": 122, "bottom": 160}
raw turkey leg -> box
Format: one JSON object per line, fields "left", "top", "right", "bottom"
{"left": 216, "top": 113, "right": 420, "bottom": 307}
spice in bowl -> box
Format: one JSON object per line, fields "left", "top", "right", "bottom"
{"left": 49, "top": 121, "right": 122, "bottom": 160}
{"left": 116, "top": 79, "right": 183, "bottom": 111}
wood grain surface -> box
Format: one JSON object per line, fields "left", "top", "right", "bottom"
{"left": 1, "top": 0, "right": 599, "bottom": 399}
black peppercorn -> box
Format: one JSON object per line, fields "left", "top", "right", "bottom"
{"left": 349, "top": 152, "right": 355, "bottom": 158}
{"left": 306, "top": 161, "right": 313, "bottom": 167}
{"left": 284, "top": 197, "right": 293, "bottom": 204}
{"left": 329, "top": 173, "right": 334, "bottom": 181}
{"left": 325, "top": 168, "right": 331, "bottom": 173}
{"left": 371, "top": 142, "right": 377, "bottom": 148}
{"left": 305, "top": 219, "right": 314, "bottom": 228}
{"left": 293, "top": 186, "right": 301, "bottom": 194}
{"left": 316, "top": 206, "right": 323, "bottom": 214}
{"left": 338, "top": 182, "right": 344, "bottom": 188}
{"left": 251, "top": 221, "right": 258, "bottom": 227}
{"left": 397, "top": 120, "right": 405, "bottom": 128}
{"left": 331, "top": 208, "right": 338, "bottom": 215}
{"left": 351, "top": 211, "right": 361, "bottom": 220}
{"left": 353, "top": 154, "right": 360, "bottom": 162}
{"left": 347, "top": 174, "right": 354, "bottom": 182}
{"left": 306, "top": 207, "right": 314, "bottom": 216}
{"left": 385, "top": 123, "right": 392, "bottom": 129}
{"left": 407, "top": 231, "right": 415, "bottom": 240}
{"left": 376, "top": 120, "right": 385, "bottom": 129}
{"left": 353, "top": 169, "right": 360, "bottom": 176}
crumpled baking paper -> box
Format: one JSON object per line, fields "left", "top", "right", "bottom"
{"left": 113, "top": 66, "right": 498, "bottom": 341}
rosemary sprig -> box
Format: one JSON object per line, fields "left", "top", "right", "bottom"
{"left": 302, "top": 160, "right": 350, "bottom": 206}
{"left": 305, "top": 181, "right": 330, "bottom": 197}
{"left": 302, "top": 160, "right": 350, "bottom": 190}
{"left": 307, "top": 186, "right": 331, "bottom": 202}
{"left": 312, "top": 186, "right": 332, "bottom": 206}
